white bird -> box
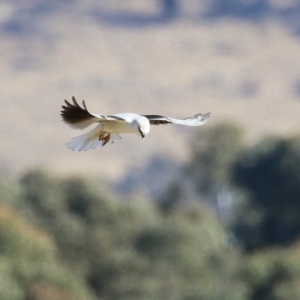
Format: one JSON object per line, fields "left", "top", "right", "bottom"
{"left": 61, "top": 97, "right": 211, "bottom": 151}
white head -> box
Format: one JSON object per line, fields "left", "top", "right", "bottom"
{"left": 137, "top": 117, "right": 151, "bottom": 138}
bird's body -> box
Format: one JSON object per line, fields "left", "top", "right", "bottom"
{"left": 105, "top": 113, "right": 150, "bottom": 134}
{"left": 61, "top": 97, "right": 211, "bottom": 151}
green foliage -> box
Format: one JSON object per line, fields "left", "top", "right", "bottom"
{"left": 0, "top": 204, "right": 93, "bottom": 300}
{"left": 0, "top": 168, "right": 248, "bottom": 300}
{"left": 160, "top": 122, "right": 245, "bottom": 211}
{"left": 168, "top": 122, "right": 300, "bottom": 299}
{"left": 187, "top": 122, "right": 244, "bottom": 197}
{"left": 184, "top": 123, "right": 300, "bottom": 253}
{"left": 0, "top": 176, "right": 23, "bottom": 206}
{"left": 232, "top": 135, "right": 300, "bottom": 250}
{"left": 238, "top": 241, "right": 300, "bottom": 300}
{"left": 3, "top": 133, "right": 300, "bottom": 300}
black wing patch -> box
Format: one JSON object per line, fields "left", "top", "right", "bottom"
{"left": 61, "top": 96, "right": 95, "bottom": 125}
{"left": 143, "top": 115, "right": 171, "bottom": 125}
{"left": 107, "top": 115, "right": 127, "bottom": 121}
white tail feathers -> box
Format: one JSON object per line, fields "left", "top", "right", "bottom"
{"left": 66, "top": 125, "right": 122, "bottom": 151}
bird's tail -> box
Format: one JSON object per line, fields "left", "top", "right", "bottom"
{"left": 66, "top": 125, "right": 122, "bottom": 151}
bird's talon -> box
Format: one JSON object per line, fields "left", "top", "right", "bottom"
{"left": 99, "top": 132, "right": 111, "bottom": 145}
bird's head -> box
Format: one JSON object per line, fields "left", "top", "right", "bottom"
{"left": 138, "top": 117, "right": 150, "bottom": 138}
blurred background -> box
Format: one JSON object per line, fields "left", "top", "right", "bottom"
{"left": 1, "top": 0, "right": 300, "bottom": 299}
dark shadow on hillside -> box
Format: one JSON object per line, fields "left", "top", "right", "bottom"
{"left": 91, "top": 0, "right": 180, "bottom": 27}
{"left": 3, "top": 0, "right": 300, "bottom": 40}
{"left": 115, "top": 155, "right": 180, "bottom": 198}
{"left": 1, "top": 2, "right": 71, "bottom": 36}
{"left": 202, "top": 0, "right": 273, "bottom": 21}
{"left": 202, "top": 0, "right": 300, "bottom": 36}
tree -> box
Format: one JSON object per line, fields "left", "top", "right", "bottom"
{"left": 0, "top": 205, "right": 93, "bottom": 300}
{"left": 17, "top": 169, "right": 248, "bottom": 300}
{"left": 232, "top": 135, "right": 300, "bottom": 251}
{"left": 238, "top": 240, "right": 300, "bottom": 300}
{"left": 187, "top": 122, "right": 244, "bottom": 198}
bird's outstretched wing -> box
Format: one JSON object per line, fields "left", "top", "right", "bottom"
{"left": 143, "top": 112, "right": 211, "bottom": 126}
{"left": 61, "top": 96, "right": 125, "bottom": 130}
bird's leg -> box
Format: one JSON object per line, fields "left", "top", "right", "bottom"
{"left": 99, "top": 132, "right": 111, "bottom": 145}
{"left": 103, "top": 134, "right": 111, "bottom": 145}
{"left": 99, "top": 132, "right": 106, "bottom": 141}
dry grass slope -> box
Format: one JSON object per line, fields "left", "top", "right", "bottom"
{"left": 1, "top": 1, "right": 300, "bottom": 179}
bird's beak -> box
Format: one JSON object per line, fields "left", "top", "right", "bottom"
{"left": 139, "top": 128, "right": 145, "bottom": 138}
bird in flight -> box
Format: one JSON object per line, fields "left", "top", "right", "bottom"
{"left": 61, "top": 97, "right": 211, "bottom": 151}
